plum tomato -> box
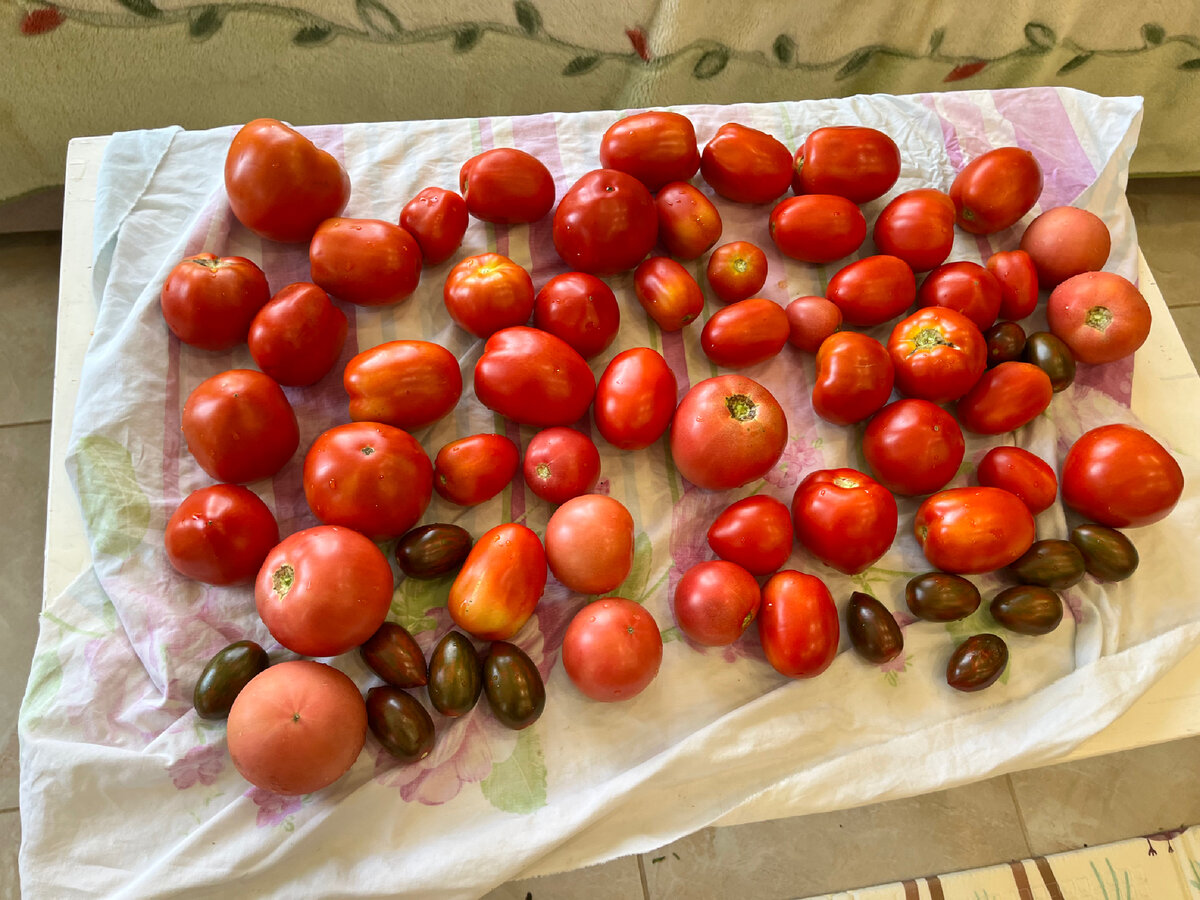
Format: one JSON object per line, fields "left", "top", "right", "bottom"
{"left": 443, "top": 252, "right": 536, "bottom": 339}
{"left": 768, "top": 194, "right": 866, "bottom": 264}
{"left": 700, "top": 298, "right": 790, "bottom": 369}
{"left": 673, "top": 560, "right": 762, "bottom": 646}
{"left": 193, "top": 640, "right": 270, "bottom": 720}
{"left": 706, "top": 494, "right": 794, "bottom": 575}
{"left": 917, "top": 261, "right": 1003, "bottom": 332}
{"left": 1022, "top": 331, "right": 1077, "bottom": 392}
{"left": 955, "top": 361, "right": 1052, "bottom": 435}
{"left": 1061, "top": 424, "right": 1185, "bottom": 528}
{"left": 399, "top": 187, "right": 469, "bottom": 265}
{"left": 986, "top": 249, "right": 1039, "bottom": 321}
{"left": 861, "top": 399, "right": 965, "bottom": 496}
{"left": 473, "top": 326, "right": 596, "bottom": 427}
{"left": 887, "top": 306, "right": 987, "bottom": 404}
{"left": 785, "top": 295, "right": 843, "bottom": 353}
{"left": 161, "top": 253, "right": 271, "bottom": 352}
{"left": 825, "top": 254, "right": 917, "bottom": 327}
{"left": 165, "top": 484, "right": 279, "bottom": 586}
{"left": 791, "top": 125, "right": 900, "bottom": 203}
{"left": 459, "top": 147, "right": 555, "bottom": 224}
{"left": 791, "top": 468, "right": 898, "bottom": 575}
{"left": 949, "top": 147, "right": 1043, "bottom": 235}
{"left": 544, "top": 494, "right": 635, "bottom": 594}
{"left": 914, "top": 487, "right": 1036, "bottom": 574}
{"left": 599, "top": 111, "right": 701, "bottom": 192}
{"left": 976, "top": 446, "right": 1058, "bottom": 515}
{"left": 757, "top": 570, "right": 839, "bottom": 679}
{"left": 700, "top": 122, "right": 793, "bottom": 204}
{"left": 394, "top": 523, "right": 473, "bottom": 580}
{"left": 872, "top": 188, "right": 956, "bottom": 272}
{"left": 433, "top": 433, "right": 520, "bottom": 506}
{"left": 553, "top": 169, "right": 658, "bottom": 276}
{"left": 985, "top": 321, "right": 1028, "bottom": 368}
{"left": 448, "top": 522, "right": 547, "bottom": 640}
{"left": 344, "top": 339, "right": 463, "bottom": 432}
{"left": 845, "top": 592, "right": 904, "bottom": 664}
{"left": 533, "top": 272, "right": 620, "bottom": 359}
{"left": 593, "top": 348, "right": 678, "bottom": 451}
{"left": 1047, "top": 271, "right": 1152, "bottom": 365}
{"left": 706, "top": 241, "right": 768, "bottom": 304}
{"left": 634, "top": 256, "right": 705, "bottom": 332}
{"left": 309, "top": 217, "right": 422, "bottom": 307}
{"left": 655, "top": 181, "right": 723, "bottom": 259}
{"left": 1018, "top": 206, "right": 1111, "bottom": 287}
{"left": 561, "top": 597, "right": 663, "bottom": 702}
{"left": 812, "top": 331, "right": 894, "bottom": 426}
{"left": 247, "top": 282, "right": 348, "bottom": 387}
{"left": 523, "top": 426, "right": 601, "bottom": 505}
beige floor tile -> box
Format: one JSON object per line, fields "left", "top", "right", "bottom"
{"left": 0, "top": 422, "right": 51, "bottom": 810}
{"left": 1009, "top": 734, "right": 1200, "bottom": 856}
{"left": 641, "top": 776, "right": 1030, "bottom": 899}
{"left": 1165, "top": 304, "right": 1200, "bottom": 370}
{"left": 484, "top": 855, "right": 646, "bottom": 900}
{"left": 0, "top": 811, "right": 19, "bottom": 900}
{"left": 0, "top": 232, "right": 59, "bottom": 426}
{"left": 1127, "top": 177, "right": 1200, "bottom": 310}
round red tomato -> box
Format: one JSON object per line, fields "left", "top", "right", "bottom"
{"left": 706, "top": 494, "right": 794, "bottom": 575}
{"left": 956, "top": 361, "right": 1052, "bottom": 435}
{"left": 449, "top": 523, "right": 547, "bottom": 640}
{"left": 949, "top": 147, "right": 1043, "bottom": 234}
{"left": 987, "top": 249, "right": 1039, "bottom": 321}
{"left": 433, "top": 433, "right": 519, "bottom": 506}
{"left": 792, "top": 125, "right": 901, "bottom": 203}
{"left": 1047, "top": 271, "right": 1151, "bottom": 365}
{"left": 785, "top": 295, "right": 843, "bottom": 353}
{"left": 655, "top": 181, "right": 722, "bottom": 259}
{"left": 224, "top": 118, "right": 350, "bottom": 244}
{"left": 599, "top": 111, "right": 701, "bottom": 192}
{"left": 1018, "top": 206, "right": 1111, "bottom": 288}
{"left": 303, "top": 421, "right": 433, "bottom": 540}
{"left": 593, "top": 348, "right": 678, "bottom": 451}
{"left": 791, "top": 468, "right": 898, "bottom": 575}
{"left": 181, "top": 369, "right": 299, "bottom": 484}
{"left": 1061, "top": 424, "right": 1184, "bottom": 528}
{"left": 914, "top": 487, "right": 1036, "bottom": 573}
{"left": 522, "top": 426, "right": 601, "bottom": 505}
{"left": 309, "top": 217, "right": 422, "bottom": 307}
{"left": 861, "top": 399, "right": 965, "bottom": 496}
{"left": 161, "top": 253, "right": 271, "bottom": 352}
{"left": 399, "top": 186, "right": 469, "bottom": 265}
{"left": 706, "top": 241, "right": 768, "bottom": 304}
{"left": 561, "top": 597, "right": 663, "bottom": 702}
{"left": 701, "top": 298, "right": 790, "bottom": 368}
{"left": 545, "top": 494, "right": 634, "bottom": 594}
{"left": 669, "top": 374, "right": 788, "bottom": 491}
{"left": 255, "top": 525, "right": 394, "bottom": 656}
{"left": 887, "top": 306, "right": 986, "bottom": 403}
{"left": 769, "top": 195, "right": 866, "bottom": 264}
{"left": 532, "top": 272, "right": 620, "bottom": 359}
{"left": 700, "top": 122, "right": 792, "bottom": 204}
{"left": 248, "top": 282, "right": 348, "bottom": 386}
{"left": 825, "top": 255, "right": 916, "bottom": 327}
{"left": 165, "top": 484, "right": 279, "bottom": 586}
{"left": 673, "top": 560, "right": 761, "bottom": 646}
{"left": 976, "top": 446, "right": 1058, "bottom": 515}
{"left": 459, "top": 147, "right": 555, "bottom": 224}
{"left": 474, "top": 326, "right": 596, "bottom": 427}
{"left": 812, "top": 331, "right": 894, "bottom": 426}
{"left": 872, "top": 189, "right": 956, "bottom": 272}
{"left": 344, "top": 339, "right": 462, "bottom": 431}
{"left": 917, "top": 261, "right": 1003, "bottom": 332}
{"left": 443, "top": 252, "right": 535, "bottom": 339}
{"left": 757, "top": 571, "right": 839, "bottom": 679}
{"left": 634, "top": 257, "right": 704, "bottom": 332}
{"left": 553, "top": 169, "right": 658, "bottom": 275}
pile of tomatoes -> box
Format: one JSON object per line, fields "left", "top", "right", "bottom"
{"left": 161, "top": 113, "right": 1185, "bottom": 798}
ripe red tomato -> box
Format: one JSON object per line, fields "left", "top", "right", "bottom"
{"left": 669, "top": 374, "right": 788, "bottom": 491}
{"left": 164, "top": 484, "right": 279, "bottom": 586}
{"left": 987, "top": 250, "right": 1039, "bottom": 321}
{"left": 976, "top": 446, "right": 1058, "bottom": 515}
{"left": 247, "top": 282, "right": 348, "bottom": 387}
{"left": 227, "top": 661, "right": 366, "bottom": 795}
{"left": 655, "top": 181, "right": 722, "bottom": 259}
{"left": 160, "top": 254, "right": 271, "bottom": 352}
{"left": 768, "top": 195, "right": 866, "bottom": 264}
{"left": 474, "top": 327, "right": 596, "bottom": 427}
{"left": 561, "top": 597, "right": 663, "bottom": 702}
{"left": 181, "top": 369, "right": 299, "bottom": 484}
{"left": 443, "top": 252, "right": 535, "bottom": 339}
{"left": 532, "top": 272, "right": 620, "bottom": 359}
{"left": 706, "top": 494, "right": 794, "bottom": 575}
{"left": 914, "top": 487, "right": 1036, "bottom": 573}
{"left": 872, "top": 189, "right": 956, "bottom": 272}
{"left": 599, "top": 111, "right": 701, "bottom": 192}
{"left": 700, "top": 123, "right": 793, "bottom": 204}
{"left": 459, "top": 148, "right": 555, "bottom": 224}
{"left": 302, "top": 422, "right": 433, "bottom": 540}
{"left": 553, "top": 169, "right": 658, "bottom": 275}
{"left": 949, "top": 147, "right": 1043, "bottom": 234}
{"left": 887, "top": 306, "right": 986, "bottom": 403}
{"left": 433, "top": 433, "right": 520, "bottom": 506}
{"left": 917, "top": 261, "right": 1003, "bottom": 332}
{"left": 757, "top": 571, "right": 839, "bottom": 679}
{"left": 448, "top": 522, "right": 547, "bottom": 640}
{"left": 545, "top": 494, "right": 635, "bottom": 594}
{"left": 522, "top": 426, "right": 601, "bottom": 504}
{"left": 825, "top": 255, "right": 916, "bottom": 327}
{"left": 224, "top": 118, "right": 350, "bottom": 244}
{"left": 634, "top": 257, "right": 705, "bottom": 332}
{"left": 343, "top": 340, "right": 462, "bottom": 431}
{"left": 255, "top": 525, "right": 394, "bottom": 656}
{"left": 811, "top": 331, "right": 894, "bottom": 426}
{"left": 1018, "top": 206, "right": 1111, "bottom": 288}
{"left": 785, "top": 295, "right": 843, "bottom": 353}
{"left": 861, "top": 399, "right": 965, "bottom": 496}
{"left": 791, "top": 468, "right": 898, "bottom": 575}
{"left": 673, "top": 560, "right": 761, "bottom": 646}
{"left": 593, "top": 348, "right": 678, "bottom": 451}
{"left": 956, "top": 361, "right": 1052, "bottom": 435}
{"left": 1047, "top": 271, "right": 1152, "bottom": 365}
{"left": 309, "top": 217, "right": 422, "bottom": 307}
{"left": 792, "top": 126, "right": 901, "bottom": 203}
{"left": 706, "top": 241, "right": 768, "bottom": 304}
{"left": 1061, "top": 424, "right": 1185, "bottom": 527}
{"left": 399, "top": 186, "right": 469, "bottom": 265}
{"left": 700, "top": 298, "right": 790, "bottom": 368}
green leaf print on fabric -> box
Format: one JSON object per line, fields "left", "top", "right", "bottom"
{"left": 73, "top": 434, "right": 151, "bottom": 560}
{"left": 615, "top": 532, "right": 652, "bottom": 602}
{"left": 293, "top": 24, "right": 334, "bottom": 46}
{"left": 453, "top": 25, "right": 482, "bottom": 52}
{"left": 1024, "top": 22, "right": 1057, "bottom": 51}
{"left": 20, "top": 648, "right": 63, "bottom": 732}
{"left": 693, "top": 47, "right": 731, "bottom": 79}
{"left": 356, "top": 0, "right": 404, "bottom": 37}
{"left": 117, "top": 0, "right": 162, "bottom": 18}
{"left": 480, "top": 726, "right": 547, "bottom": 814}
{"left": 1142, "top": 23, "right": 1167, "bottom": 46}
{"left": 186, "top": 6, "right": 223, "bottom": 40}
{"left": 772, "top": 34, "right": 796, "bottom": 64}
{"left": 390, "top": 573, "right": 453, "bottom": 634}
{"left": 563, "top": 55, "right": 603, "bottom": 76}
{"left": 514, "top": 0, "right": 542, "bottom": 36}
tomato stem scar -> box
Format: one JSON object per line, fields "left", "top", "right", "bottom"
{"left": 725, "top": 393, "right": 757, "bottom": 421}
{"left": 1085, "top": 305, "right": 1113, "bottom": 332}
{"left": 272, "top": 564, "right": 295, "bottom": 597}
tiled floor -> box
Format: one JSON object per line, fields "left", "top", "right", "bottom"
{"left": 3, "top": 180, "right": 1199, "bottom": 899}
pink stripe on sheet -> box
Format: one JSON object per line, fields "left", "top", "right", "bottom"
{"left": 991, "top": 88, "right": 1097, "bottom": 208}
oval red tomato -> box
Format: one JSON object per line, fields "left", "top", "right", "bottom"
{"left": 1018, "top": 206, "right": 1111, "bottom": 288}
{"left": 701, "top": 298, "right": 790, "bottom": 368}
{"left": 861, "top": 399, "right": 965, "bottom": 496}
{"left": 593, "top": 348, "right": 678, "bottom": 451}
{"left": 522, "top": 426, "right": 601, "bottom": 505}
{"left": 634, "top": 256, "right": 705, "bottom": 332}
{"left": 1061, "top": 424, "right": 1185, "bottom": 527}
{"left": 309, "top": 217, "right": 422, "bottom": 307}
{"left": 768, "top": 194, "right": 866, "bottom": 264}
{"left": 706, "top": 494, "right": 794, "bottom": 575}
{"left": 949, "top": 147, "right": 1043, "bottom": 234}
{"left": 887, "top": 306, "right": 986, "bottom": 403}
{"left": 443, "top": 252, "right": 535, "bottom": 339}
{"left": 914, "top": 487, "right": 1036, "bottom": 573}
{"left": 473, "top": 326, "right": 596, "bottom": 427}
{"left": 785, "top": 295, "right": 843, "bottom": 353}
{"left": 544, "top": 494, "right": 634, "bottom": 594}
{"left": 161, "top": 253, "right": 271, "bottom": 352}
{"left": 673, "top": 560, "right": 761, "bottom": 646}
{"left": 599, "top": 111, "right": 701, "bottom": 192}
{"left": 706, "top": 241, "right": 768, "bottom": 304}
{"left": 757, "top": 571, "right": 839, "bottom": 679}
{"left": 792, "top": 126, "right": 900, "bottom": 203}
{"left": 655, "top": 181, "right": 722, "bottom": 260}
{"left": 248, "top": 282, "right": 348, "bottom": 387}
{"left": 344, "top": 340, "right": 462, "bottom": 431}
{"left": 399, "top": 186, "right": 469, "bottom": 266}
{"left": 825, "top": 255, "right": 916, "bottom": 327}
{"left": 448, "top": 522, "right": 547, "bottom": 640}
{"left": 872, "top": 189, "right": 956, "bottom": 272}
{"left": 987, "top": 249, "right": 1039, "bottom": 321}
{"left": 532, "top": 272, "right": 620, "bottom": 359}
{"left": 956, "top": 361, "right": 1052, "bottom": 435}
{"left": 553, "top": 169, "right": 658, "bottom": 275}
{"left": 561, "top": 597, "right": 663, "bottom": 702}
{"left": 976, "top": 445, "right": 1058, "bottom": 515}
{"left": 700, "top": 122, "right": 792, "bottom": 204}
{"left": 791, "top": 468, "right": 898, "bottom": 575}
{"left": 433, "top": 433, "right": 520, "bottom": 506}
{"left": 1047, "top": 271, "right": 1152, "bottom": 365}
{"left": 917, "top": 261, "right": 1003, "bottom": 332}
{"left": 165, "top": 484, "right": 279, "bottom": 586}
{"left": 459, "top": 148, "right": 555, "bottom": 224}
{"left": 812, "top": 331, "right": 894, "bottom": 426}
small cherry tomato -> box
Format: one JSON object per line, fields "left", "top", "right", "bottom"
{"left": 812, "top": 331, "right": 894, "bottom": 426}
{"left": 976, "top": 446, "right": 1058, "bottom": 515}
{"left": 700, "top": 122, "right": 793, "bottom": 204}
{"left": 553, "top": 169, "right": 658, "bottom": 275}
{"left": 1018, "top": 206, "right": 1111, "bottom": 288}
{"left": 1061, "top": 424, "right": 1185, "bottom": 528}
{"left": 523, "top": 427, "right": 601, "bottom": 505}
{"left": 825, "top": 254, "right": 916, "bottom": 327}
{"left": 399, "top": 187, "right": 469, "bottom": 265}
{"left": 861, "top": 399, "right": 965, "bottom": 496}
{"left": 448, "top": 522, "right": 547, "bottom": 640}
{"left": 768, "top": 194, "right": 866, "bottom": 264}
{"left": 655, "top": 181, "right": 723, "bottom": 259}
{"left": 984, "top": 321, "right": 1027, "bottom": 368}
{"left": 532, "top": 272, "right": 620, "bottom": 359}
{"left": 459, "top": 147, "right": 555, "bottom": 224}
{"left": 700, "top": 298, "right": 790, "bottom": 368}
{"left": 165, "top": 485, "right": 279, "bottom": 586}
{"left": 791, "top": 468, "right": 898, "bottom": 575}
{"left": 917, "top": 261, "right": 1003, "bottom": 332}
{"left": 706, "top": 494, "right": 794, "bottom": 576}
{"left": 1047, "top": 271, "right": 1152, "bottom": 365}
{"left": 872, "top": 189, "right": 956, "bottom": 272}
{"left": 309, "top": 217, "right": 422, "bottom": 307}
{"left": 706, "top": 241, "right": 768, "bottom": 303}
{"left": 949, "top": 147, "right": 1043, "bottom": 234}
{"left": 161, "top": 253, "right": 271, "bottom": 352}
{"left": 634, "top": 256, "right": 704, "bottom": 332}
{"left": 792, "top": 126, "right": 901, "bottom": 203}
{"left": 955, "top": 361, "right": 1053, "bottom": 435}
{"left": 473, "top": 326, "right": 596, "bottom": 427}
{"left": 544, "top": 494, "right": 635, "bottom": 595}
{"left": 593, "top": 348, "right": 678, "bottom": 451}
{"left": 785, "top": 295, "right": 843, "bottom": 353}
{"left": 433, "top": 433, "right": 520, "bottom": 506}
{"left": 673, "top": 560, "right": 762, "bottom": 646}
{"left": 757, "top": 571, "right": 839, "bottom": 679}
{"left": 987, "top": 250, "right": 1039, "bottom": 321}
{"left": 561, "top": 597, "right": 663, "bottom": 702}
{"left": 599, "top": 111, "right": 701, "bottom": 192}
{"left": 247, "top": 282, "right": 348, "bottom": 387}
{"left": 887, "top": 306, "right": 986, "bottom": 403}
{"left": 344, "top": 340, "right": 463, "bottom": 432}
{"left": 443, "top": 252, "right": 535, "bottom": 339}
{"left": 1023, "top": 331, "right": 1077, "bottom": 392}
{"left": 914, "top": 487, "right": 1036, "bottom": 574}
